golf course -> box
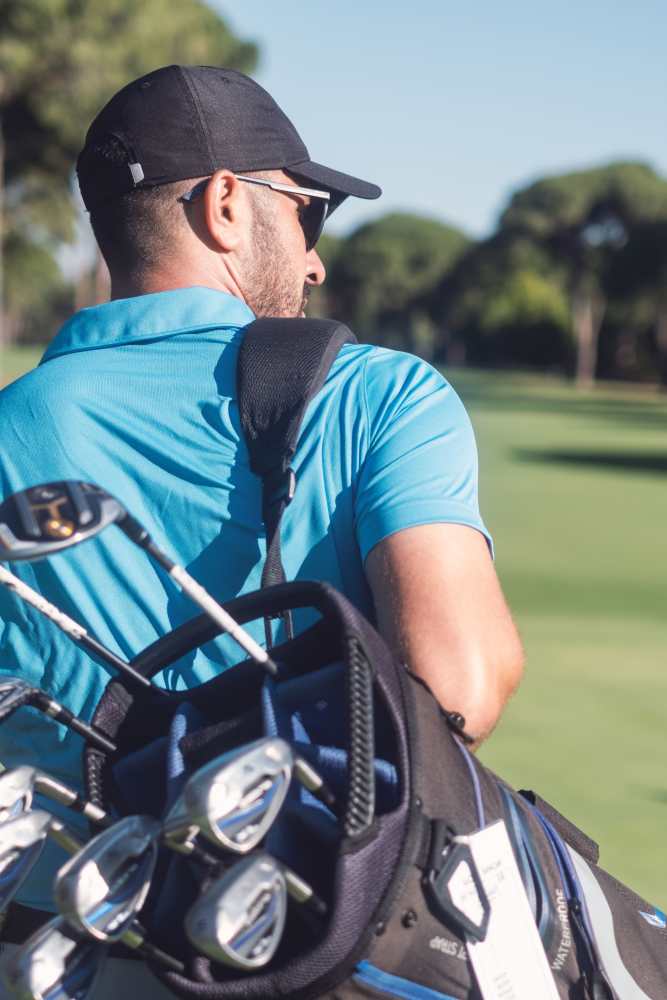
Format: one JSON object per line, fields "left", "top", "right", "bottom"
{"left": 2, "top": 348, "right": 666, "bottom": 905}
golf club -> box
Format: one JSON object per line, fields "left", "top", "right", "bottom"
{"left": 184, "top": 853, "right": 288, "bottom": 970}
{"left": 0, "top": 678, "right": 116, "bottom": 754}
{"left": 0, "top": 765, "right": 111, "bottom": 828}
{"left": 0, "top": 563, "right": 162, "bottom": 694}
{"left": 163, "top": 737, "right": 335, "bottom": 857}
{"left": 0, "top": 914, "right": 107, "bottom": 1000}
{"left": 0, "top": 481, "right": 279, "bottom": 676}
{"left": 53, "top": 814, "right": 184, "bottom": 972}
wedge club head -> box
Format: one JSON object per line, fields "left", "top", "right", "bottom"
{"left": 0, "top": 914, "right": 106, "bottom": 999}
{"left": 163, "top": 737, "right": 294, "bottom": 855}
{"left": 185, "top": 853, "right": 287, "bottom": 970}
{"left": 54, "top": 815, "right": 161, "bottom": 942}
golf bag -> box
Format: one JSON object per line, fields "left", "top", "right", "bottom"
{"left": 82, "top": 319, "right": 667, "bottom": 1000}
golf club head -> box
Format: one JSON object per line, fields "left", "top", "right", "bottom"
{"left": 0, "top": 765, "right": 39, "bottom": 824}
{"left": 185, "top": 853, "right": 287, "bottom": 970}
{"left": 0, "top": 915, "right": 106, "bottom": 999}
{"left": 0, "top": 482, "right": 124, "bottom": 562}
{"left": 163, "top": 737, "right": 294, "bottom": 855}
{"left": 54, "top": 815, "right": 160, "bottom": 942}
{"left": 0, "top": 809, "right": 54, "bottom": 910}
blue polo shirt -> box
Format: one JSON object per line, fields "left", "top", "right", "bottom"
{"left": 0, "top": 286, "right": 490, "bottom": 908}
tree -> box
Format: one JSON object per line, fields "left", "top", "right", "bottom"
{"left": 0, "top": 0, "right": 258, "bottom": 351}
{"left": 499, "top": 163, "right": 667, "bottom": 386}
{"left": 434, "top": 231, "right": 571, "bottom": 370}
{"left": 326, "top": 213, "right": 469, "bottom": 357}
{"left": 607, "top": 220, "right": 667, "bottom": 384}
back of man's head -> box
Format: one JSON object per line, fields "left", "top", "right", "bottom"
{"left": 77, "top": 65, "right": 381, "bottom": 301}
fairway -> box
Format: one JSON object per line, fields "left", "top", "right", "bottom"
{"left": 2, "top": 350, "right": 666, "bottom": 904}
{"left": 452, "top": 368, "right": 667, "bottom": 904}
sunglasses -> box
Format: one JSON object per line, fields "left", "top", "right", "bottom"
{"left": 180, "top": 174, "right": 331, "bottom": 251}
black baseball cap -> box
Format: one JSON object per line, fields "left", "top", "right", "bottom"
{"left": 77, "top": 65, "right": 382, "bottom": 213}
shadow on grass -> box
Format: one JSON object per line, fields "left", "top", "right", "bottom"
{"left": 514, "top": 449, "right": 667, "bottom": 475}
{"left": 461, "top": 392, "right": 667, "bottom": 428}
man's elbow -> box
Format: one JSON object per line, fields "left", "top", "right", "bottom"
{"left": 465, "top": 633, "right": 525, "bottom": 744}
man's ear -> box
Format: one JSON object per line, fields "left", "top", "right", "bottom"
{"left": 203, "top": 169, "right": 248, "bottom": 251}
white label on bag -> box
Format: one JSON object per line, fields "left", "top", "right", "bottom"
{"left": 448, "top": 820, "right": 560, "bottom": 1000}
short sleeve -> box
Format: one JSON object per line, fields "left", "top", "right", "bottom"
{"left": 354, "top": 349, "right": 492, "bottom": 562}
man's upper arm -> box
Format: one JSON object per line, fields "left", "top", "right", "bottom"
{"left": 354, "top": 350, "right": 523, "bottom": 742}
{"left": 365, "top": 523, "right": 523, "bottom": 743}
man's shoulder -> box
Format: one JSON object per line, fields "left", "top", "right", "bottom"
{"left": 333, "top": 342, "right": 451, "bottom": 391}
{"left": 0, "top": 356, "right": 90, "bottom": 433}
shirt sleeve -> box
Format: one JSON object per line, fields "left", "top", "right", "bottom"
{"left": 354, "top": 349, "right": 493, "bottom": 562}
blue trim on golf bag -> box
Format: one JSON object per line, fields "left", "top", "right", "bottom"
{"left": 353, "top": 962, "right": 458, "bottom": 1000}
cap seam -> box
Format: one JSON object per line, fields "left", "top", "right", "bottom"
{"left": 178, "top": 68, "right": 216, "bottom": 173}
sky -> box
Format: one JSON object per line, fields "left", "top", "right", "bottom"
{"left": 211, "top": 0, "right": 667, "bottom": 240}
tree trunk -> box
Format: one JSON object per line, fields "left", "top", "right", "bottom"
{"left": 655, "top": 295, "right": 667, "bottom": 388}
{"left": 573, "top": 283, "right": 605, "bottom": 389}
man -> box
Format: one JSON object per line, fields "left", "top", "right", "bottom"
{"left": 0, "top": 66, "right": 523, "bottom": 991}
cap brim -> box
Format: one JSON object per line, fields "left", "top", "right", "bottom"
{"left": 287, "top": 159, "right": 381, "bottom": 202}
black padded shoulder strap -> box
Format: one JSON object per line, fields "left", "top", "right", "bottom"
{"left": 237, "top": 317, "right": 357, "bottom": 642}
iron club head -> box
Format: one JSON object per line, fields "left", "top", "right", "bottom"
{"left": 163, "top": 737, "right": 294, "bottom": 856}
{"left": 0, "top": 809, "right": 56, "bottom": 911}
{"left": 54, "top": 815, "right": 161, "bottom": 942}
{"left": 0, "top": 914, "right": 106, "bottom": 999}
{"left": 184, "top": 853, "right": 287, "bottom": 970}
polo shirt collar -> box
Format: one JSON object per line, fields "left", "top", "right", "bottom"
{"left": 42, "top": 287, "right": 255, "bottom": 362}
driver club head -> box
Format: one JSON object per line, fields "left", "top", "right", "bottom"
{"left": 185, "top": 853, "right": 287, "bottom": 970}
{"left": 54, "top": 815, "right": 161, "bottom": 942}
{"left": 163, "top": 737, "right": 294, "bottom": 856}
{"left": 0, "top": 914, "right": 107, "bottom": 999}
{"left": 0, "top": 809, "right": 55, "bottom": 910}
{"left": 0, "top": 482, "right": 124, "bottom": 562}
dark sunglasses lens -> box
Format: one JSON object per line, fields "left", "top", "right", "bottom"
{"left": 303, "top": 200, "right": 329, "bottom": 250}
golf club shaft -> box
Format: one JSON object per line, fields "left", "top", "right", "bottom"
{"left": 283, "top": 865, "right": 328, "bottom": 918}
{"left": 35, "top": 773, "right": 111, "bottom": 827}
{"left": 118, "top": 516, "right": 279, "bottom": 676}
{"left": 31, "top": 693, "right": 116, "bottom": 755}
{"left": 0, "top": 565, "right": 161, "bottom": 696}
{"left": 294, "top": 757, "right": 337, "bottom": 810}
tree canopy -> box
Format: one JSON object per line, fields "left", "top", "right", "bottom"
{"left": 0, "top": 0, "right": 258, "bottom": 344}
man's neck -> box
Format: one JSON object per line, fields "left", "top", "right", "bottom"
{"left": 109, "top": 266, "right": 244, "bottom": 303}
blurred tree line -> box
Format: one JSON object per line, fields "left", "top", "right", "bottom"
{"left": 2, "top": 2, "right": 667, "bottom": 386}
{"left": 314, "top": 162, "right": 667, "bottom": 386}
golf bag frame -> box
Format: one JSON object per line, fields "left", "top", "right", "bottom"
{"left": 82, "top": 319, "right": 667, "bottom": 1000}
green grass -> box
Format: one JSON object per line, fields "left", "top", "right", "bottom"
{"left": 0, "top": 345, "right": 42, "bottom": 386}
{"left": 3, "top": 348, "right": 666, "bottom": 902}
{"left": 450, "top": 368, "right": 667, "bottom": 904}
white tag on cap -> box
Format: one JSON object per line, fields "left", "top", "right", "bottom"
{"left": 447, "top": 821, "right": 560, "bottom": 1000}
{"left": 129, "top": 162, "right": 145, "bottom": 185}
